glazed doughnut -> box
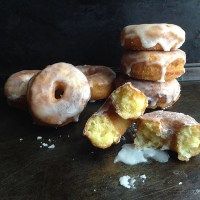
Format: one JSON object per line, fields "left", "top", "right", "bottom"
{"left": 76, "top": 65, "right": 116, "bottom": 101}
{"left": 115, "top": 74, "right": 180, "bottom": 109}
{"left": 27, "top": 62, "right": 91, "bottom": 126}
{"left": 121, "top": 24, "right": 185, "bottom": 51}
{"left": 121, "top": 49, "right": 186, "bottom": 82}
{"left": 134, "top": 111, "right": 200, "bottom": 161}
{"left": 4, "top": 70, "right": 40, "bottom": 108}
{"left": 84, "top": 82, "right": 148, "bottom": 148}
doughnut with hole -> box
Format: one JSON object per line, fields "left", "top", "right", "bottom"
{"left": 121, "top": 49, "right": 186, "bottom": 82}
{"left": 134, "top": 111, "right": 200, "bottom": 161}
{"left": 121, "top": 23, "right": 185, "bottom": 51}
{"left": 76, "top": 65, "right": 116, "bottom": 101}
{"left": 4, "top": 70, "right": 40, "bottom": 108}
{"left": 27, "top": 62, "right": 91, "bottom": 126}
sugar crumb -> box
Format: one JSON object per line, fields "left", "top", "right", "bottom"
{"left": 42, "top": 143, "right": 48, "bottom": 147}
{"left": 19, "top": 138, "right": 23, "bottom": 142}
{"left": 119, "top": 175, "right": 136, "bottom": 189}
{"left": 37, "top": 136, "right": 42, "bottom": 140}
{"left": 48, "top": 144, "right": 55, "bottom": 149}
{"left": 48, "top": 139, "right": 51, "bottom": 142}
{"left": 119, "top": 175, "right": 131, "bottom": 189}
{"left": 179, "top": 182, "right": 182, "bottom": 185}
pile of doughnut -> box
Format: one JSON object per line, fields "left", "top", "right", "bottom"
{"left": 4, "top": 23, "right": 200, "bottom": 162}
{"left": 4, "top": 63, "right": 116, "bottom": 126}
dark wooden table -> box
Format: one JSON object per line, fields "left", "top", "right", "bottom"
{"left": 0, "top": 81, "right": 200, "bottom": 200}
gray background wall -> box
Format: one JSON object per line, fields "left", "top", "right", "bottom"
{"left": 0, "top": 0, "right": 200, "bottom": 75}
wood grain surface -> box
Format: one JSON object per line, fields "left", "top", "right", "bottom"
{"left": 0, "top": 81, "right": 200, "bottom": 200}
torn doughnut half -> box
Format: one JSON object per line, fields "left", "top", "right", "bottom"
{"left": 84, "top": 82, "right": 148, "bottom": 149}
{"left": 134, "top": 110, "right": 200, "bottom": 161}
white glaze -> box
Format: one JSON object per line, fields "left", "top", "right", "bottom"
{"left": 122, "top": 49, "right": 186, "bottom": 82}
{"left": 130, "top": 79, "right": 181, "bottom": 109}
{"left": 141, "top": 110, "right": 198, "bottom": 126}
{"left": 114, "top": 144, "right": 169, "bottom": 165}
{"left": 122, "top": 23, "right": 185, "bottom": 51}
{"left": 76, "top": 65, "right": 116, "bottom": 86}
{"left": 5, "top": 70, "right": 40, "bottom": 100}
{"left": 29, "top": 63, "right": 91, "bottom": 125}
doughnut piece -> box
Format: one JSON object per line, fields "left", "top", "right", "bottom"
{"left": 134, "top": 111, "right": 200, "bottom": 161}
{"left": 84, "top": 82, "right": 148, "bottom": 148}
{"left": 4, "top": 70, "right": 40, "bottom": 108}
{"left": 76, "top": 65, "right": 116, "bottom": 101}
{"left": 121, "top": 49, "right": 186, "bottom": 82}
{"left": 115, "top": 74, "right": 180, "bottom": 109}
{"left": 121, "top": 24, "right": 185, "bottom": 51}
{"left": 27, "top": 63, "right": 91, "bottom": 126}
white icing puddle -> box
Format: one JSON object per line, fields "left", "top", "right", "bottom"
{"left": 114, "top": 144, "right": 169, "bottom": 165}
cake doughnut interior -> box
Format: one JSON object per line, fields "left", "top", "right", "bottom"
{"left": 110, "top": 82, "right": 148, "bottom": 119}
{"left": 134, "top": 111, "right": 200, "bottom": 161}
{"left": 84, "top": 82, "right": 148, "bottom": 149}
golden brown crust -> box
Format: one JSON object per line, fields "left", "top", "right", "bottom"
{"left": 134, "top": 111, "right": 200, "bottom": 161}
{"left": 4, "top": 70, "right": 40, "bottom": 109}
{"left": 115, "top": 74, "right": 181, "bottom": 109}
{"left": 121, "top": 24, "right": 185, "bottom": 51}
{"left": 121, "top": 50, "right": 186, "bottom": 82}
{"left": 76, "top": 65, "right": 116, "bottom": 101}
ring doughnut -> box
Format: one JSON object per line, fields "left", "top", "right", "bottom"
{"left": 134, "top": 111, "right": 200, "bottom": 161}
{"left": 115, "top": 74, "right": 180, "bottom": 109}
{"left": 27, "top": 62, "right": 91, "bottom": 126}
{"left": 76, "top": 65, "right": 116, "bottom": 101}
{"left": 121, "top": 49, "right": 186, "bottom": 82}
{"left": 84, "top": 82, "right": 148, "bottom": 148}
{"left": 121, "top": 24, "right": 185, "bottom": 51}
{"left": 4, "top": 70, "right": 40, "bottom": 108}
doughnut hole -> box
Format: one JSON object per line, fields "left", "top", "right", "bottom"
{"left": 111, "top": 83, "right": 148, "bottom": 119}
{"left": 134, "top": 120, "right": 165, "bottom": 148}
{"left": 84, "top": 115, "right": 120, "bottom": 149}
{"left": 54, "top": 82, "right": 66, "bottom": 100}
{"left": 177, "top": 125, "right": 200, "bottom": 161}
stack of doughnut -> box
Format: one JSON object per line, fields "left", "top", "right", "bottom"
{"left": 4, "top": 62, "right": 116, "bottom": 126}
{"left": 118, "top": 23, "right": 186, "bottom": 109}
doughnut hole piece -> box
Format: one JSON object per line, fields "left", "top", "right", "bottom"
{"left": 111, "top": 82, "right": 148, "bottom": 119}
{"left": 84, "top": 106, "right": 132, "bottom": 149}
{"left": 177, "top": 125, "right": 200, "bottom": 161}
{"left": 134, "top": 111, "right": 200, "bottom": 161}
